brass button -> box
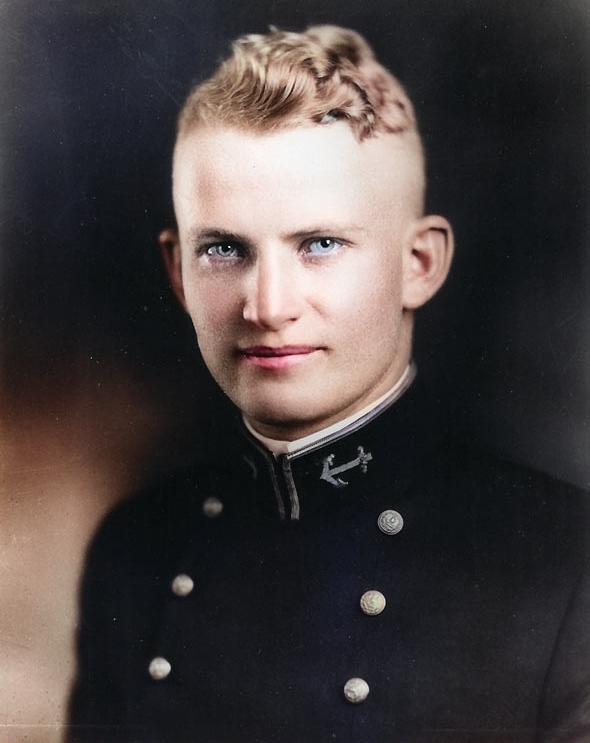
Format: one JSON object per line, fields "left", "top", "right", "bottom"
{"left": 377, "top": 509, "right": 403, "bottom": 535}
{"left": 360, "top": 590, "right": 386, "bottom": 616}
{"left": 343, "top": 677, "right": 370, "bottom": 704}
{"left": 171, "top": 573, "right": 194, "bottom": 597}
{"left": 203, "top": 496, "right": 223, "bottom": 518}
{"left": 148, "top": 657, "right": 171, "bottom": 681}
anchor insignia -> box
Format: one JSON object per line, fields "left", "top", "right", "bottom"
{"left": 320, "top": 446, "right": 373, "bottom": 488}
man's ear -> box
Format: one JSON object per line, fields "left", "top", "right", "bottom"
{"left": 159, "top": 228, "right": 188, "bottom": 311}
{"left": 402, "top": 215, "right": 454, "bottom": 310}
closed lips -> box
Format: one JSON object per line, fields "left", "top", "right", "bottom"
{"left": 240, "top": 346, "right": 317, "bottom": 357}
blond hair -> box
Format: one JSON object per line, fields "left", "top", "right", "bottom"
{"left": 177, "top": 25, "right": 418, "bottom": 141}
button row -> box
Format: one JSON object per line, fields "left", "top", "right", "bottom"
{"left": 172, "top": 573, "right": 387, "bottom": 616}
{"left": 148, "top": 656, "right": 371, "bottom": 707}
{"left": 343, "top": 507, "right": 401, "bottom": 704}
{"left": 170, "top": 575, "right": 388, "bottom": 617}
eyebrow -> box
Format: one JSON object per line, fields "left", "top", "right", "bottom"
{"left": 185, "top": 228, "right": 249, "bottom": 247}
{"left": 187, "top": 225, "right": 366, "bottom": 245}
{"left": 288, "top": 225, "right": 366, "bottom": 240}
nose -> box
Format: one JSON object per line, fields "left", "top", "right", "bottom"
{"left": 242, "top": 251, "right": 301, "bottom": 329}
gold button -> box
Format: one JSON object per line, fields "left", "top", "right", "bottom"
{"left": 343, "top": 677, "right": 370, "bottom": 703}
{"left": 377, "top": 509, "right": 403, "bottom": 535}
{"left": 148, "top": 657, "right": 171, "bottom": 681}
{"left": 171, "top": 573, "right": 194, "bottom": 597}
{"left": 360, "top": 590, "right": 386, "bottom": 616}
{"left": 203, "top": 496, "right": 223, "bottom": 518}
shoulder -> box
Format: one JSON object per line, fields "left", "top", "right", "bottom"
{"left": 439, "top": 443, "right": 589, "bottom": 566}
{"left": 446, "top": 443, "right": 587, "bottom": 510}
{"left": 81, "top": 466, "right": 209, "bottom": 592}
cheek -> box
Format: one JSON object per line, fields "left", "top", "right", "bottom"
{"left": 328, "top": 264, "right": 405, "bottom": 360}
{"left": 184, "top": 279, "right": 240, "bottom": 339}
{"left": 325, "top": 257, "right": 403, "bottom": 320}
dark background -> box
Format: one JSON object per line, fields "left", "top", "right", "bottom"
{"left": 1, "top": 0, "right": 588, "bottom": 487}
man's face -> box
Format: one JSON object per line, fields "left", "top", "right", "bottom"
{"left": 171, "top": 123, "right": 427, "bottom": 440}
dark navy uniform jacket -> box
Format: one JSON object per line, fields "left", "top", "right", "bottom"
{"left": 68, "top": 382, "right": 589, "bottom": 742}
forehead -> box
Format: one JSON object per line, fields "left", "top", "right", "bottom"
{"left": 172, "top": 123, "right": 424, "bottom": 229}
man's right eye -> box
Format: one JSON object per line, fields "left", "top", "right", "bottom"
{"left": 205, "top": 243, "right": 241, "bottom": 259}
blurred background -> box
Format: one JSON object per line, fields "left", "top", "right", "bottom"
{"left": 0, "top": 0, "right": 588, "bottom": 739}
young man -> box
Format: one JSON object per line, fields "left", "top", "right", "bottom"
{"left": 68, "top": 26, "right": 589, "bottom": 743}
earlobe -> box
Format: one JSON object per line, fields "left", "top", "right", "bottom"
{"left": 402, "top": 215, "right": 454, "bottom": 310}
{"left": 159, "top": 228, "right": 188, "bottom": 311}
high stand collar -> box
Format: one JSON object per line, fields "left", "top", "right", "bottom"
{"left": 225, "top": 377, "right": 448, "bottom": 522}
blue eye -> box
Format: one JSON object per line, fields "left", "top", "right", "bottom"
{"left": 307, "top": 237, "right": 342, "bottom": 256}
{"left": 206, "top": 243, "right": 240, "bottom": 259}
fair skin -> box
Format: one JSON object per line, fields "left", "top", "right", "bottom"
{"left": 162, "top": 122, "right": 453, "bottom": 440}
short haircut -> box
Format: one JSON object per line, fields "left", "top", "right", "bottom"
{"left": 177, "top": 25, "right": 418, "bottom": 142}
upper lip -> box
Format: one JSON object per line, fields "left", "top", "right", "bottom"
{"left": 239, "top": 345, "right": 318, "bottom": 357}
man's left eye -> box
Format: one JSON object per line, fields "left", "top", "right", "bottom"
{"left": 206, "top": 242, "right": 241, "bottom": 259}
{"left": 306, "top": 237, "right": 343, "bottom": 256}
